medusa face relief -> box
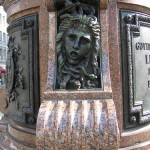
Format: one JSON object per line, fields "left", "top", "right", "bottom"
{"left": 56, "top": 8, "right": 101, "bottom": 89}
{"left": 64, "top": 24, "right": 92, "bottom": 65}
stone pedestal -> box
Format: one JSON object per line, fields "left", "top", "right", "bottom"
{"left": 0, "top": 0, "right": 150, "bottom": 149}
{"left": 0, "top": 120, "right": 36, "bottom": 150}
{"left": 36, "top": 0, "right": 120, "bottom": 149}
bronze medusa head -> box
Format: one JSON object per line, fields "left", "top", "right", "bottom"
{"left": 56, "top": 14, "right": 101, "bottom": 89}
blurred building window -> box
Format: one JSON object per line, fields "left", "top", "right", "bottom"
{"left": 0, "top": 14, "right": 1, "bottom": 25}
{"left": 0, "top": 31, "right": 2, "bottom": 43}
{"left": 3, "top": 48, "right": 6, "bottom": 61}
{"left": 3, "top": 33, "right": 6, "bottom": 43}
{"left": 3, "top": 16, "right": 5, "bottom": 26}
{"left": 0, "top": 47, "right": 2, "bottom": 60}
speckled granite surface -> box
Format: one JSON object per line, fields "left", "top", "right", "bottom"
{"left": 0, "top": 131, "right": 35, "bottom": 150}
{"left": 1, "top": 0, "right": 150, "bottom": 149}
{"left": 36, "top": 99, "right": 119, "bottom": 150}
{"left": 36, "top": 0, "right": 120, "bottom": 149}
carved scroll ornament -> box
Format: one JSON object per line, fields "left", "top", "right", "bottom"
{"left": 6, "top": 36, "right": 24, "bottom": 109}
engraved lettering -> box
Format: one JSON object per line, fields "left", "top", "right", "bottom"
{"left": 148, "top": 68, "right": 150, "bottom": 75}
{"left": 146, "top": 43, "right": 149, "bottom": 50}
{"left": 136, "top": 42, "right": 150, "bottom": 50}
{"left": 148, "top": 81, "right": 150, "bottom": 88}
{"left": 140, "top": 43, "right": 145, "bottom": 50}
{"left": 136, "top": 42, "right": 140, "bottom": 50}
{"left": 145, "top": 55, "right": 150, "bottom": 64}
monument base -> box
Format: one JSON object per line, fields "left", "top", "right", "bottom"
{"left": 120, "top": 141, "right": 150, "bottom": 150}
{"left": 0, "top": 116, "right": 8, "bottom": 132}
{"left": 36, "top": 99, "right": 119, "bottom": 150}
{"left": 0, "top": 120, "right": 36, "bottom": 150}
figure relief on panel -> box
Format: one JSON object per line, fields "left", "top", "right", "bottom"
{"left": 56, "top": 0, "right": 101, "bottom": 89}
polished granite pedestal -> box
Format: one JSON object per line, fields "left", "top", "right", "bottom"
{"left": 0, "top": 0, "right": 150, "bottom": 149}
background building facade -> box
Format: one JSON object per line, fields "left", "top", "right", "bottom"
{"left": 0, "top": 6, "right": 8, "bottom": 86}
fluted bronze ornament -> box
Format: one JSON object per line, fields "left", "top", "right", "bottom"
{"left": 56, "top": 0, "right": 101, "bottom": 89}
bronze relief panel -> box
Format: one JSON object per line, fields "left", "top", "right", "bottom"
{"left": 6, "top": 14, "right": 39, "bottom": 128}
{"left": 55, "top": 0, "right": 102, "bottom": 90}
{"left": 121, "top": 10, "right": 150, "bottom": 129}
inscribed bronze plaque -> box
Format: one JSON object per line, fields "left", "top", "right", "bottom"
{"left": 133, "top": 27, "right": 150, "bottom": 113}
{"left": 121, "top": 10, "right": 150, "bottom": 129}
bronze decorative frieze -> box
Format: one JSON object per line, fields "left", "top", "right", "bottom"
{"left": 6, "top": 36, "right": 24, "bottom": 109}
{"left": 120, "top": 10, "right": 150, "bottom": 129}
{"left": 6, "top": 14, "right": 39, "bottom": 128}
{"left": 56, "top": 0, "right": 101, "bottom": 90}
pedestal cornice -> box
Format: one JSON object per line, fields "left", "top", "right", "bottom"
{"left": 45, "top": 0, "right": 110, "bottom": 11}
